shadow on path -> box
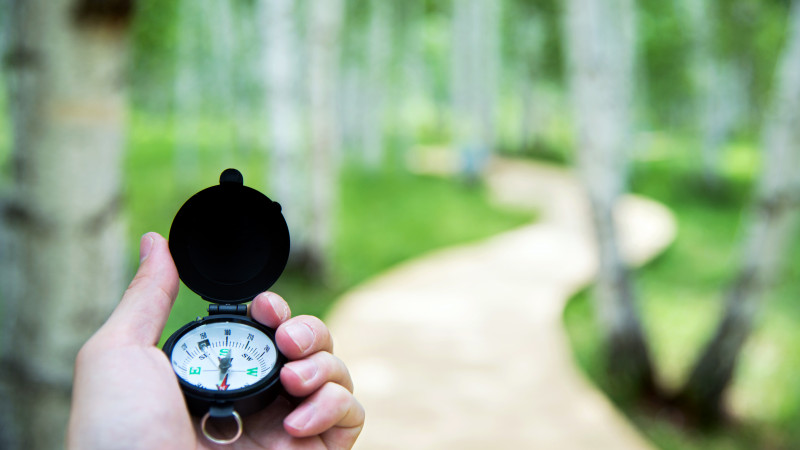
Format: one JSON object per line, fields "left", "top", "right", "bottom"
{"left": 327, "top": 158, "right": 676, "bottom": 449}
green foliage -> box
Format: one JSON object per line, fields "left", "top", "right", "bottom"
{"left": 502, "top": 0, "right": 563, "bottom": 81}
{"left": 636, "top": 0, "right": 791, "bottom": 132}
{"left": 715, "top": 0, "right": 791, "bottom": 117}
{"left": 637, "top": 0, "right": 695, "bottom": 129}
{"left": 130, "top": 0, "right": 181, "bottom": 109}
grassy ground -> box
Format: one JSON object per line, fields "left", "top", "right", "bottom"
{"left": 124, "top": 113, "right": 534, "bottom": 346}
{"left": 563, "top": 134, "right": 800, "bottom": 449}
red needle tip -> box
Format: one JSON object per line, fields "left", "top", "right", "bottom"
{"left": 217, "top": 374, "right": 231, "bottom": 391}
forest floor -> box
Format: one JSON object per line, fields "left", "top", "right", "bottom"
{"left": 326, "top": 157, "right": 676, "bottom": 449}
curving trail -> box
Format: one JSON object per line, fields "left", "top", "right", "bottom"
{"left": 327, "top": 158, "right": 676, "bottom": 449}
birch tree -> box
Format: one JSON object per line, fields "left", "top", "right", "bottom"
{"left": 677, "top": 0, "right": 800, "bottom": 423}
{"left": 173, "top": 0, "right": 202, "bottom": 184}
{"left": 260, "top": 0, "right": 313, "bottom": 270}
{"left": 506, "top": 1, "right": 546, "bottom": 153}
{"left": 452, "top": 0, "right": 499, "bottom": 181}
{"left": 565, "top": 0, "right": 656, "bottom": 396}
{"left": 307, "top": 0, "right": 343, "bottom": 279}
{"left": 681, "top": 0, "right": 745, "bottom": 188}
{"left": 360, "top": 0, "right": 391, "bottom": 170}
{"left": 0, "top": 1, "right": 132, "bottom": 448}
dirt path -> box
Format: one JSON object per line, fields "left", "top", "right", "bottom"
{"left": 327, "top": 158, "right": 676, "bottom": 449}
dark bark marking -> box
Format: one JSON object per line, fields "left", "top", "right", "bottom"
{"left": 674, "top": 268, "right": 760, "bottom": 426}
{"left": 1, "top": 200, "right": 53, "bottom": 236}
{"left": 82, "top": 192, "right": 123, "bottom": 235}
{"left": 3, "top": 46, "right": 40, "bottom": 70}
{"left": 73, "top": 0, "right": 135, "bottom": 27}
{"left": 757, "top": 190, "right": 800, "bottom": 217}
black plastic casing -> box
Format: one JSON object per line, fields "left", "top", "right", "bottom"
{"left": 168, "top": 168, "right": 290, "bottom": 304}
{"left": 162, "top": 169, "right": 291, "bottom": 417}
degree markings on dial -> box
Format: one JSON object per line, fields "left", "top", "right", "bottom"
{"left": 171, "top": 322, "right": 279, "bottom": 391}
{"left": 254, "top": 353, "right": 268, "bottom": 372}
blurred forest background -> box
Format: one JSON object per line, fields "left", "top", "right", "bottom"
{"left": 1, "top": 0, "right": 800, "bottom": 449}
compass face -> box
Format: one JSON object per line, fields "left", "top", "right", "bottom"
{"left": 169, "top": 320, "right": 279, "bottom": 392}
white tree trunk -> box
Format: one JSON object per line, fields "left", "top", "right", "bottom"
{"left": 512, "top": 11, "right": 545, "bottom": 152}
{"left": 680, "top": 0, "right": 800, "bottom": 421}
{"left": 395, "top": 1, "right": 425, "bottom": 156}
{"left": 307, "top": 0, "right": 343, "bottom": 278}
{"left": 173, "top": 0, "right": 202, "bottom": 185}
{"left": 360, "top": 0, "right": 391, "bottom": 170}
{"left": 173, "top": 0, "right": 242, "bottom": 181}
{"left": 0, "top": 1, "right": 130, "bottom": 448}
{"left": 260, "top": 0, "right": 312, "bottom": 268}
{"left": 341, "top": 64, "right": 364, "bottom": 157}
{"left": 565, "top": 0, "right": 655, "bottom": 390}
{"left": 207, "top": 0, "right": 238, "bottom": 165}
{"left": 681, "top": 0, "right": 744, "bottom": 186}
{"left": 452, "top": 0, "right": 499, "bottom": 180}
{"left": 700, "top": 61, "right": 744, "bottom": 184}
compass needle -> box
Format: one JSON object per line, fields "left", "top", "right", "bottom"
{"left": 167, "top": 322, "right": 281, "bottom": 405}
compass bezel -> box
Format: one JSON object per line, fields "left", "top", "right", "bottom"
{"left": 163, "top": 315, "right": 287, "bottom": 415}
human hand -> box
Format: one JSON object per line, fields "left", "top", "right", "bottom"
{"left": 67, "top": 232, "right": 364, "bottom": 449}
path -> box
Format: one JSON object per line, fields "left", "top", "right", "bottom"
{"left": 326, "top": 158, "right": 677, "bottom": 449}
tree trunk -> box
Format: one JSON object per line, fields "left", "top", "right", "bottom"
{"left": 565, "top": 0, "right": 657, "bottom": 397}
{"left": 699, "top": 61, "right": 744, "bottom": 188}
{"left": 360, "top": 0, "right": 391, "bottom": 170}
{"left": 681, "top": 0, "right": 744, "bottom": 188}
{"left": 173, "top": 0, "right": 202, "bottom": 185}
{"left": 511, "top": 8, "right": 545, "bottom": 154}
{"left": 260, "top": 0, "right": 313, "bottom": 271}
{"left": 0, "top": 1, "right": 132, "bottom": 448}
{"left": 452, "top": 0, "right": 499, "bottom": 182}
{"left": 677, "top": 0, "right": 800, "bottom": 424}
{"left": 306, "top": 0, "right": 343, "bottom": 280}
{"left": 394, "top": 0, "right": 424, "bottom": 162}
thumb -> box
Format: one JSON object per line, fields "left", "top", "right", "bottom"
{"left": 100, "top": 232, "right": 180, "bottom": 346}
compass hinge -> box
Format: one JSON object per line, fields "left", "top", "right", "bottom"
{"left": 208, "top": 304, "right": 248, "bottom": 315}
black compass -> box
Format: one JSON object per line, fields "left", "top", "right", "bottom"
{"left": 161, "top": 168, "right": 290, "bottom": 444}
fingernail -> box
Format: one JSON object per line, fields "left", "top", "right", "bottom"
{"left": 285, "top": 359, "right": 318, "bottom": 383}
{"left": 140, "top": 233, "right": 155, "bottom": 263}
{"left": 267, "top": 293, "right": 290, "bottom": 321}
{"left": 285, "top": 403, "right": 316, "bottom": 431}
{"left": 285, "top": 322, "right": 315, "bottom": 353}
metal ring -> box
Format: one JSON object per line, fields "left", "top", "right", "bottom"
{"left": 201, "top": 410, "right": 243, "bottom": 445}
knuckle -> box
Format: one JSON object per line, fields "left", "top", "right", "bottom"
{"left": 324, "top": 381, "right": 352, "bottom": 403}
{"left": 314, "top": 351, "right": 353, "bottom": 392}
{"left": 75, "top": 335, "right": 104, "bottom": 365}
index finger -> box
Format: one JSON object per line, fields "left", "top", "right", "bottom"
{"left": 249, "top": 291, "right": 292, "bottom": 328}
{"left": 250, "top": 293, "right": 335, "bottom": 359}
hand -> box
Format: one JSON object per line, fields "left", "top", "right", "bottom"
{"left": 67, "top": 232, "right": 364, "bottom": 449}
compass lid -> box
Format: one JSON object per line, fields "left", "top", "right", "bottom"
{"left": 168, "top": 169, "right": 290, "bottom": 304}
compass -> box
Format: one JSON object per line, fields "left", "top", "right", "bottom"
{"left": 162, "top": 168, "right": 290, "bottom": 444}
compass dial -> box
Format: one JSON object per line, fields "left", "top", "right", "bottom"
{"left": 170, "top": 321, "right": 278, "bottom": 392}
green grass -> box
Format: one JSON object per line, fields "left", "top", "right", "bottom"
{"left": 563, "top": 135, "right": 800, "bottom": 449}
{"left": 123, "top": 112, "right": 534, "bottom": 346}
